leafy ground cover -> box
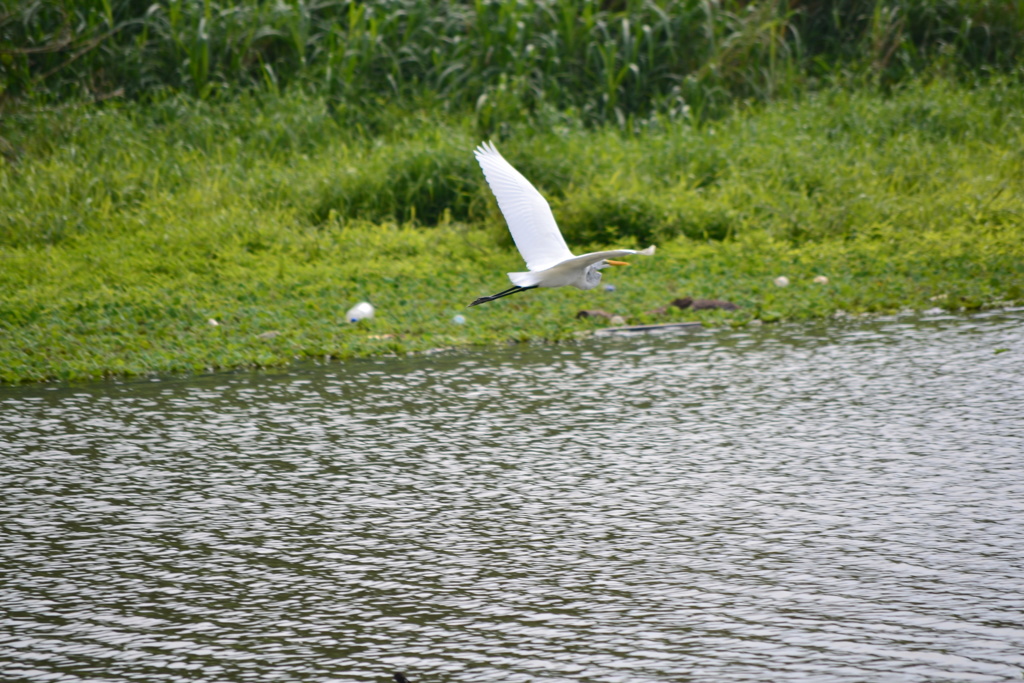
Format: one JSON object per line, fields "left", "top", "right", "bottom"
{"left": 1, "top": 78, "right": 1022, "bottom": 383}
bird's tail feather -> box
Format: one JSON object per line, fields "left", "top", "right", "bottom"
{"left": 508, "top": 271, "right": 541, "bottom": 287}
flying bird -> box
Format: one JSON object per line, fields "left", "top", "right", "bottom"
{"left": 469, "top": 141, "right": 655, "bottom": 307}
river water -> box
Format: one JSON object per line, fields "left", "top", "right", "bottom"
{"left": 2, "top": 310, "right": 1023, "bottom": 683}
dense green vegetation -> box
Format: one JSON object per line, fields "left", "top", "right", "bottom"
{"left": 5, "top": 0, "right": 1023, "bottom": 124}
{"left": 1, "top": 1, "right": 1022, "bottom": 383}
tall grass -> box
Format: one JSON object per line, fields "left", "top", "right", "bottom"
{"left": 2, "top": 3, "right": 1023, "bottom": 383}
{"left": 3, "top": 1, "right": 1022, "bottom": 125}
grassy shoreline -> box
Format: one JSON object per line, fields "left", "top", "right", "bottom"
{"left": 2, "top": 79, "right": 1023, "bottom": 384}
{"left": 2, "top": 227, "right": 1020, "bottom": 386}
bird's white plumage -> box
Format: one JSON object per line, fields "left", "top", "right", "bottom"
{"left": 507, "top": 249, "right": 643, "bottom": 288}
{"left": 470, "top": 141, "right": 655, "bottom": 306}
{"left": 474, "top": 141, "right": 573, "bottom": 272}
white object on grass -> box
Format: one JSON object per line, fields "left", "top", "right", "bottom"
{"left": 346, "top": 302, "right": 375, "bottom": 322}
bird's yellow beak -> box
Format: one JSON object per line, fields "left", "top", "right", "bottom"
{"left": 605, "top": 260, "right": 629, "bottom": 266}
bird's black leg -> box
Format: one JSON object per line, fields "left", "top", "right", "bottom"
{"left": 468, "top": 285, "right": 538, "bottom": 307}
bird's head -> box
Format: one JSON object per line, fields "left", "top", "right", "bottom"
{"left": 586, "top": 259, "right": 629, "bottom": 286}
{"left": 594, "top": 258, "right": 630, "bottom": 273}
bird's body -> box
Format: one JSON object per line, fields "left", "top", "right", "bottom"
{"left": 470, "top": 141, "right": 655, "bottom": 307}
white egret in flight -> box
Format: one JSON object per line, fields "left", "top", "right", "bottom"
{"left": 469, "top": 141, "right": 655, "bottom": 307}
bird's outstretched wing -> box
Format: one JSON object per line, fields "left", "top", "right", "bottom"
{"left": 474, "top": 141, "right": 574, "bottom": 272}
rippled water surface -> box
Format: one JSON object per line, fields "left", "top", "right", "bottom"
{"left": 2, "top": 310, "right": 1024, "bottom": 683}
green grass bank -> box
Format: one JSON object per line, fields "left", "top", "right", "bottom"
{"left": 1, "top": 78, "right": 1022, "bottom": 384}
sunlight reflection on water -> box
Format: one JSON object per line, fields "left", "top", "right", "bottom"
{"left": 2, "top": 310, "right": 1023, "bottom": 682}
